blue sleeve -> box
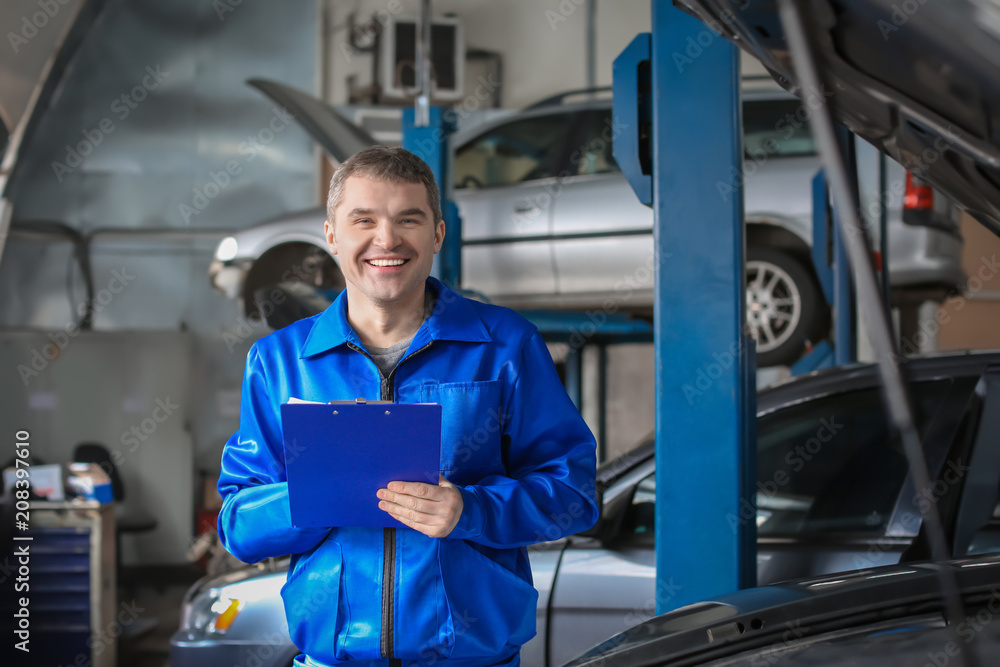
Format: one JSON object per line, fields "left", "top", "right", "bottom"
{"left": 216, "top": 344, "right": 330, "bottom": 563}
{"left": 448, "top": 330, "right": 599, "bottom": 548}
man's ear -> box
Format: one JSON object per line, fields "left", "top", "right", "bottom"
{"left": 324, "top": 219, "right": 337, "bottom": 255}
{"left": 433, "top": 219, "right": 446, "bottom": 253}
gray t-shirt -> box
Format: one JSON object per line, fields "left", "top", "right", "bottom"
{"left": 365, "top": 291, "right": 435, "bottom": 377}
{"left": 367, "top": 335, "right": 415, "bottom": 377}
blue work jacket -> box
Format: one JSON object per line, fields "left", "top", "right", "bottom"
{"left": 218, "top": 278, "right": 599, "bottom": 666}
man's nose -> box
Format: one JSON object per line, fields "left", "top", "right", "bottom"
{"left": 373, "top": 221, "right": 400, "bottom": 249}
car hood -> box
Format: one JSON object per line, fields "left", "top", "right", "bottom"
{"left": 675, "top": 0, "right": 1000, "bottom": 239}
{"left": 0, "top": 0, "right": 108, "bottom": 197}
{"left": 246, "top": 79, "right": 377, "bottom": 164}
{"left": 566, "top": 554, "right": 1000, "bottom": 666}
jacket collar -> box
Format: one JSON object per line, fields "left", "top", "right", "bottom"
{"left": 300, "top": 277, "right": 491, "bottom": 358}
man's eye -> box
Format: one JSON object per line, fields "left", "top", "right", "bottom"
{"left": 401, "top": 218, "right": 418, "bottom": 224}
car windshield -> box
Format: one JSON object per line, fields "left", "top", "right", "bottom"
{"left": 753, "top": 382, "right": 951, "bottom": 535}
{"left": 743, "top": 98, "right": 818, "bottom": 159}
{"left": 454, "top": 113, "right": 572, "bottom": 189}
{"left": 623, "top": 378, "right": 957, "bottom": 538}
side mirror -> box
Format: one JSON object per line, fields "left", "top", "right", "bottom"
{"left": 577, "top": 483, "right": 636, "bottom": 543}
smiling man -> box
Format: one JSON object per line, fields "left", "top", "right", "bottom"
{"left": 217, "top": 146, "right": 598, "bottom": 667}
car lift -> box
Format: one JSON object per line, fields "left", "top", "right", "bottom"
{"left": 612, "top": 2, "right": 757, "bottom": 612}
{"left": 403, "top": 0, "right": 756, "bottom": 614}
{"left": 393, "top": 0, "right": 969, "bottom": 641}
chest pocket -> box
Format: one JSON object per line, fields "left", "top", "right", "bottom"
{"left": 419, "top": 380, "right": 505, "bottom": 482}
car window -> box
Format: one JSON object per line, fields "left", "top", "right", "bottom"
{"left": 743, "top": 98, "right": 818, "bottom": 159}
{"left": 623, "top": 379, "right": 954, "bottom": 538}
{"left": 568, "top": 109, "right": 620, "bottom": 177}
{"left": 453, "top": 113, "right": 571, "bottom": 189}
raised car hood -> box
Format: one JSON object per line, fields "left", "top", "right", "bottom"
{"left": 566, "top": 555, "right": 1000, "bottom": 666}
{"left": 0, "top": 0, "right": 107, "bottom": 197}
{"left": 247, "top": 78, "right": 376, "bottom": 164}
{"left": 675, "top": 0, "right": 1000, "bottom": 238}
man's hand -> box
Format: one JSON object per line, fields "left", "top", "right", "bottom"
{"left": 377, "top": 475, "right": 463, "bottom": 538}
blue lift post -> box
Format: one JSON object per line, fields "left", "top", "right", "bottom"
{"left": 793, "top": 169, "right": 837, "bottom": 375}
{"left": 615, "top": 2, "right": 756, "bottom": 613}
{"left": 796, "top": 154, "right": 860, "bottom": 375}
{"left": 402, "top": 106, "right": 462, "bottom": 289}
{"left": 802, "top": 128, "right": 861, "bottom": 371}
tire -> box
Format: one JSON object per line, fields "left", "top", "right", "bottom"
{"left": 242, "top": 244, "right": 344, "bottom": 321}
{"left": 746, "top": 247, "right": 829, "bottom": 367}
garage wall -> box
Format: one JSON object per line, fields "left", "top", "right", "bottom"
{"left": 937, "top": 213, "right": 1000, "bottom": 351}
{"left": 323, "top": 0, "right": 770, "bottom": 109}
{"left": 0, "top": 0, "right": 320, "bottom": 564}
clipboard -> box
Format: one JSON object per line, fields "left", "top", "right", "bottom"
{"left": 281, "top": 398, "right": 442, "bottom": 528}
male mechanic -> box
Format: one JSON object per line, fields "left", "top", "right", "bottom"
{"left": 217, "top": 146, "right": 598, "bottom": 667}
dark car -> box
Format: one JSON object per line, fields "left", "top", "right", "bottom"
{"left": 565, "top": 554, "right": 1000, "bottom": 667}
{"left": 555, "top": 0, "right": 1000, "bottom": 662}
{"left": 170, "top": 350, "right": 1000, "bottom": 667}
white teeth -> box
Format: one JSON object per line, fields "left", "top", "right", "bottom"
{"left": 367, "top": 259, "right": 406, "bottom": 267}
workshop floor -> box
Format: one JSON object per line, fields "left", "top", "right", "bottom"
{"left": 116, "top": 569, "right": 195, "bottom": 667}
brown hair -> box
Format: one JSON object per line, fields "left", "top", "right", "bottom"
{"left": 326, "top": 146, "right": 442, "bottom": 224}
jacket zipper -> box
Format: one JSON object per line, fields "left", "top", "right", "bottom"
{"left": 348, "top": 340, "right": 433, "bottom": 662}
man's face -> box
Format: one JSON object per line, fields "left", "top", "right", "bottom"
{"left": 325, "top": 175, "right": 445, "bottom": 310}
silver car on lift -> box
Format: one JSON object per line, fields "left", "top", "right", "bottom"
{"left": 209, "top": 84, "right": 964, "bottom": 367}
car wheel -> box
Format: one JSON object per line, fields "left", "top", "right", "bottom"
{"left": 242, "top": 244, "right": 344, "bottom": 320}
{"left": 746, "top": 247, "right": 829, "bottom": 367}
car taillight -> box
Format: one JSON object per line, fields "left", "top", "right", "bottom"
{"left": 904, "top": 172, "right": 934, "bottom": 210}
